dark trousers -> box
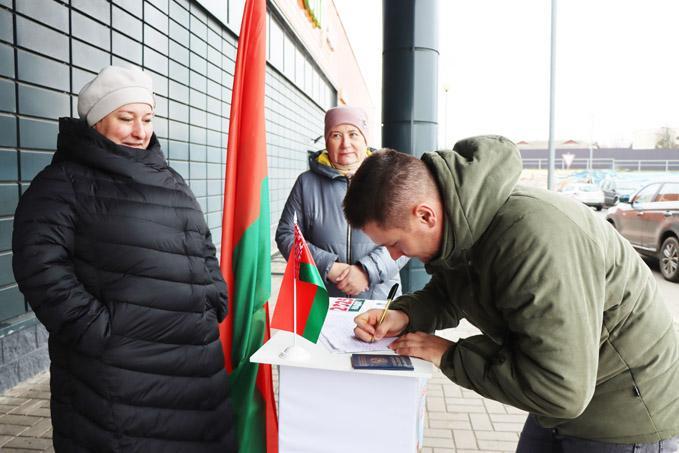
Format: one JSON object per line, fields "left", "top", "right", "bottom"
{"left": 517, "top": 415, "right": 679, "bottom": 453}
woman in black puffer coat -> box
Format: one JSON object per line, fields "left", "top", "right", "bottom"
{"left": 12, "top": 66, "right": 235, "bottom": 452}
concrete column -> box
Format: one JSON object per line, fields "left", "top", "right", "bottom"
{"left": 382, "top": 0, "right": 440, "bottom": 292}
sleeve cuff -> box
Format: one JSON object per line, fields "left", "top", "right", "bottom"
{"left": 356, "top": 257, "right": 378, "bottom": 286}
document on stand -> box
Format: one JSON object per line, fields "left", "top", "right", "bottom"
{"left": 319, "top": 298, "right": 396, "bottom": 353}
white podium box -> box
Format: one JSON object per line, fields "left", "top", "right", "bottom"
{"left": 251, "top": 330, "right": 432, "bottom": 453}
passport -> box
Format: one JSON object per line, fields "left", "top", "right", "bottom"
{"left": 350, "top": 354, "right": 414, "bottom": 371}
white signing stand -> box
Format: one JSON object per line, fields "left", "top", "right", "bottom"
{"left": 251, "top": 329, "right": 432, "bottom": 453}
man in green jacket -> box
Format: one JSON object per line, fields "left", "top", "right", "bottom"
{"left": 345, "top": 136, "right": 679, "bottom": 450}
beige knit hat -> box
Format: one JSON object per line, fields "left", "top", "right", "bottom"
{"left": 77, "top": 66, "right": 155, "bottom": 126}
{"left": 324, "top": 106, "right": 369, "bottom": 142}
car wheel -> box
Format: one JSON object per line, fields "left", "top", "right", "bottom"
{"left": 659, "top": 236, "right": 679, "bottom": 282}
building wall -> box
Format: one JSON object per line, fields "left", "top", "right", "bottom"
{"left": 0, "top": 0, "right": 358, "bottom": 391}
{"left": 271, "top": 0, "right": 377, "bottom": 142}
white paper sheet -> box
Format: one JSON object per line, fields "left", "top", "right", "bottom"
{"left": 319, "top": 298, "right": 397, "bottom": 353}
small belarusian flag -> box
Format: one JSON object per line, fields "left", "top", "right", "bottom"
{"left": 272, "top": 221, "right": 329, "bottom": 343}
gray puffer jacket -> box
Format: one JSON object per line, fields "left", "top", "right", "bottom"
{"left": 276, "top": 150, "right": 406, "bottom": 299}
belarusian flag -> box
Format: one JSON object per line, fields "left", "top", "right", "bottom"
{"left": 219, "top": 0, "right": 277, "bottom": 451}
{"left": 271, "top": 222, "right": 329, "bottom": 343}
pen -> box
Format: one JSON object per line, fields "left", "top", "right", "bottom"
{"left": 370, "top": 283, "right": 400, "bottom": 344}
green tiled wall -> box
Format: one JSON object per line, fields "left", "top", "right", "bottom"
{"left": 0, "top": 0, "right": 336, "bottom": 327}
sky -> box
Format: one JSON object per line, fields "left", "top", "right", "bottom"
{"left": 334, "top": 0, "right": 679, "bottom": 148}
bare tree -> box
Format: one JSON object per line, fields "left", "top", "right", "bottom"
{"left": 655, "top": 127, "right": 678, "bottom": 149}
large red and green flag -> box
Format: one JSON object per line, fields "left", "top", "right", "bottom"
{"left": 219, "top": 0, "right": 277, "bottom": 451}
{"left": 271, "top": 222, "right": 329, "bottom": 342}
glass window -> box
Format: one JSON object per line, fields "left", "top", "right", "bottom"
{"left": 283, "top": 34, "right": 295, "bottom": 81}
{"left": 634, "top": 184, "right": 660, "bottom": 204}
{"left": 657, "top": 182, "right": 679, "bottom": 203}
{"left": 229, "top": 0, "right": 245, "bottom": 33}
{"left": 312, "top": 70, "right": 320, "bottom": 104}
{"left": 304, "top": 59, "right": 312, "bottom": 94}
{"left": 321, "top": 81, "right": 328, "bottom": 109}
{"left": 295, "top": 47, "right": 304, "bottom": 87}
{"left": 269, "top": 17, "right": 283, "bottom": 70}
{"left": 327, "top": 84, "right": 337, "bottom": 107}
{"left": 265, "top": 12, "right": 270, "bottom": 60}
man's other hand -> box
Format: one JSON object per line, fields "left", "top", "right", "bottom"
{"left": 389, "top": 332, "right": 455, "bottom": 368}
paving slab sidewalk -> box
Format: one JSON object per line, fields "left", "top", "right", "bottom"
{"left": 0, "top": 254, "right": 526, "bottom": 452}
{"left": 0, "top": 330, "right": 524, "bottom": 453}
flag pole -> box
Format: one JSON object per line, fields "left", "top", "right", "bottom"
{"left": 293, "top": 213, "right": 298, "bottom": 347}
{"left": 279, "top": 212, "right": 310, "bottom": 361}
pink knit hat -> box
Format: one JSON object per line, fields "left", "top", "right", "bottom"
{"left": 324, "top": 106, "right": 368, "bottom": 142}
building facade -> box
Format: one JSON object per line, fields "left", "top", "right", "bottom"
{"left": 0, "top": 0, "right": 371, "bottom": 391}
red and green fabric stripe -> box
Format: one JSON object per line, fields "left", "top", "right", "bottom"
{"left": 271, "top": 236, "right": 329, "bottom": 343}
{"left": 219, "top": 0, "right": 277, "bottom": 451}
{"left": 297, "top": 261, "right": 329, "bottom": 342}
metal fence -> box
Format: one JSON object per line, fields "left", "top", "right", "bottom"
{"left": 523, "top": 158, "right": 679, "bottom": 172}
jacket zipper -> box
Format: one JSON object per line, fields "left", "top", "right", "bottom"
{"left": 346, "top": 218, "right": 352, "bottom": 297}
{"left": 463, "top": 251, "right": 474, "bottom": 301}
{"left": 346, "top": 177, "right": 352, "bottom": 296}
{"left": 347, "top": 225, "right": 352, "bottom": 265}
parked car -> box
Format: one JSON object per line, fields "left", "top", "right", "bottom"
{"left": 560, "top": 183, "right": 605, "bottom": 210}
{"left": 606, "top": 181, "right": 679, "bottom": 282}
{"left": 600, "top": 178, "right": 646, "bottom": 208}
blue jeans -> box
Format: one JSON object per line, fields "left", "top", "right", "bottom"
{"left": 517, "top": 415, "right": 679, "bottom": 453}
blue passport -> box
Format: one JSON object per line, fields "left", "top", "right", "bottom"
{"left": 350, "top": 354, "right": 414, "bottom": 371}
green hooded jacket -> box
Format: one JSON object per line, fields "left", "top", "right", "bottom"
{"left": 389, "top": 135, "right": 679, "bottom": 442}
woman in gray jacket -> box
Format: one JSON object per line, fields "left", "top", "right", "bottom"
{"left": 276, "top": 106, "right": 406, "bottom": 299}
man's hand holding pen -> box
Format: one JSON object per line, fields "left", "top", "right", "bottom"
{"left": 353, "top": 283, "right": 402, "bottom": 342}
{"left": 353, "top": 308, "right": 409, "bottom": 344}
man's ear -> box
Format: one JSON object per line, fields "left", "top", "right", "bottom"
{"left": 414, "top": 203, "right": 437, "bottom": 228}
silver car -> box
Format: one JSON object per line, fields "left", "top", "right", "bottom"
{"left": 560, "top": 183, "right": 605, "bottom": 211}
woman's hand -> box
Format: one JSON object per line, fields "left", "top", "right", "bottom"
{"left": 335, "top": 264, "right": 369, "bottom": 296}
{"left": 354, "top": 308, "right": 409, "bottom": 342}
{"left": 327, "top": 262, "right": 350, "bottom": 283}
{"left": 389, "top": 333, "right": 455, "bottom": 368}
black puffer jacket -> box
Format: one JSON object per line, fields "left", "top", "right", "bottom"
{"left": 12, "top": 118, "right": 235, "bottom": 452}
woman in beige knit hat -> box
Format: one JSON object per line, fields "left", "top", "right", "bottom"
{"left": 12, "top": 66, "right": 235, "bottom": 452}
{"left": 275, "top": 106, "right": 407, "bottom": 300}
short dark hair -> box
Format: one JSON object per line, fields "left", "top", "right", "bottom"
{"left": 343, "top": 149, "right": 436, "bottom": 228}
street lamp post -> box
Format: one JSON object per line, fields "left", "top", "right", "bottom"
{"left": 547, "top": 0, "right": 557, "bottom": 190}
{"left": 442, "top": 84, "right": 449, "bottom": 148}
